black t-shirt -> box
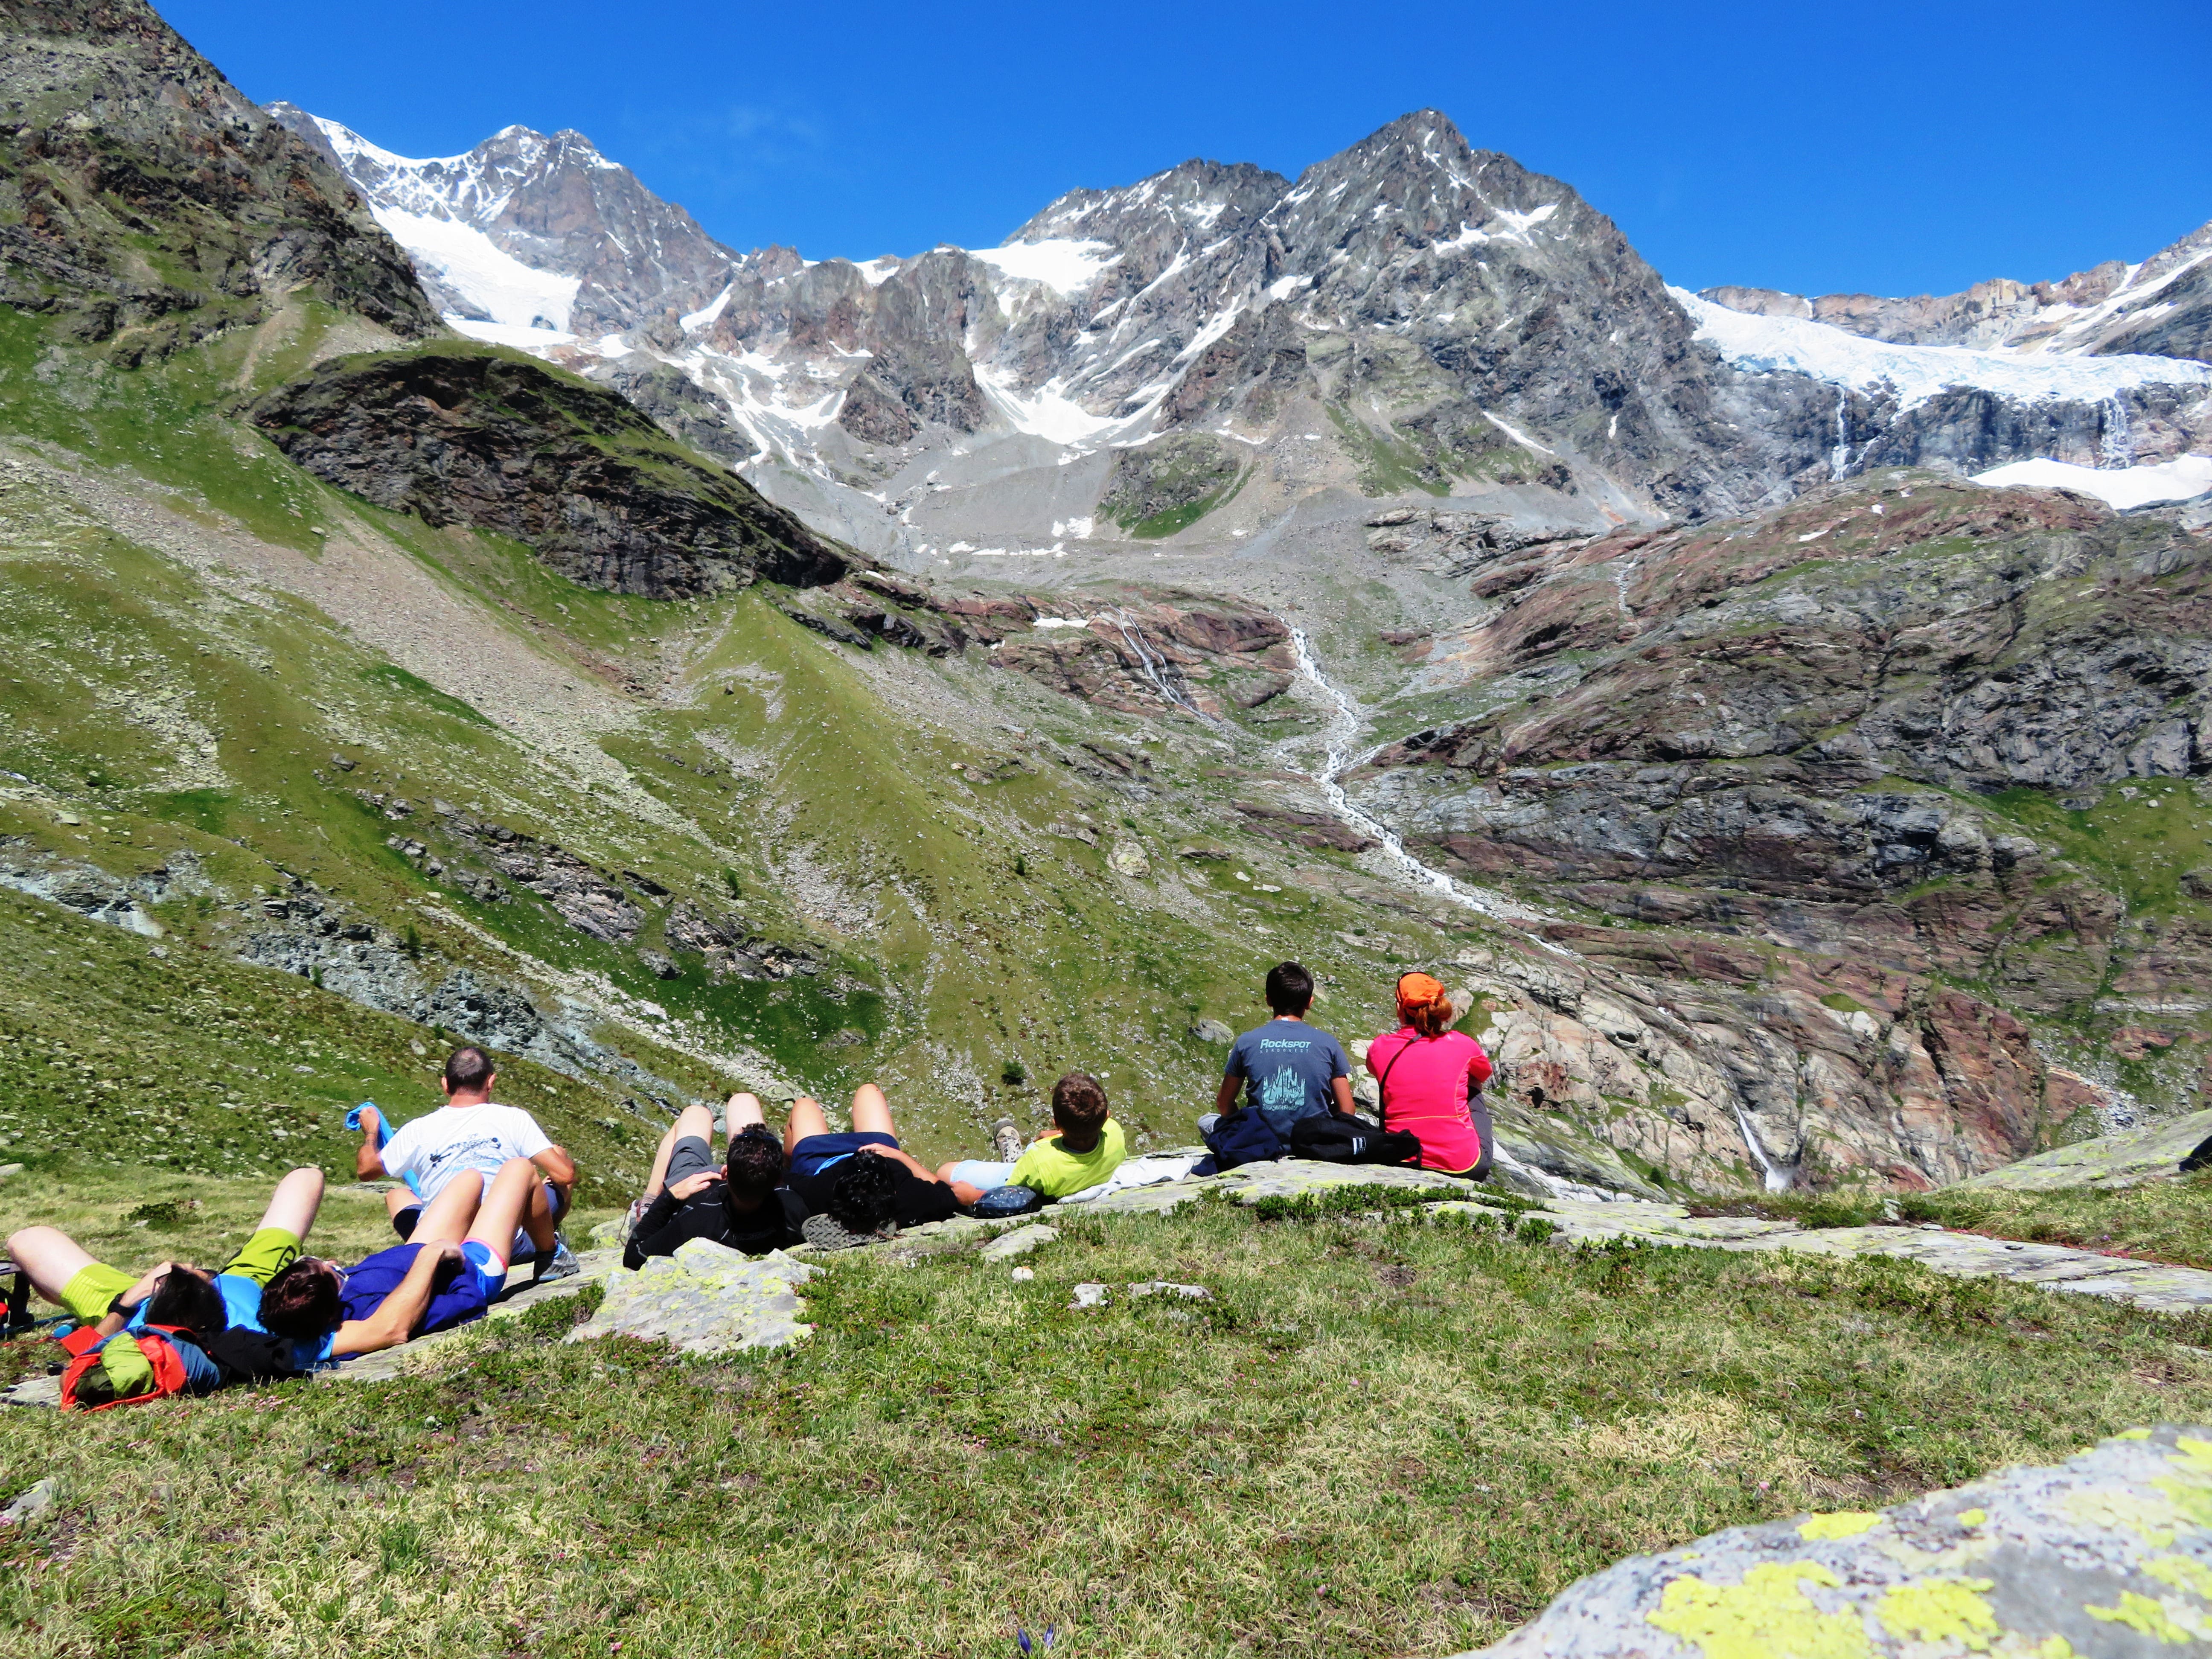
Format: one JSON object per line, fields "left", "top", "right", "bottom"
{"left": 623, "top": 1187, "right": 807, "bottom": 1269}
{"left": 787, "top": 1160, "right": 960, "bottom": 1231}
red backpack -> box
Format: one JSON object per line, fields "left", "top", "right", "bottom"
{"left": 56, "top": 1325, "right": 195, "bottom": 1412}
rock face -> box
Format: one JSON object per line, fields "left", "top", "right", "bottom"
{"left": 0, "top": 1, "right": 437, "bottom": 352}
{"left": 1340, "top": 474, "right": 2212, "bottom": 1189}
{"left": 1464, "top": 1425, "right": 2212, "bottom": 1658}
{"left": 250, "top": 345, "right": 848, "bottom": 597}
{"left": 1701, "top": 218, "right": 2212, "bottom": 362}
{"left": 570, "top": 1239, "right": 818, "bottom": 1353}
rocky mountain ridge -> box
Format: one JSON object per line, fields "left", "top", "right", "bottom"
{"left": 1701, "top": 217, "right": 2212, "bottom": 363}
{"left": 282, "top": 105, "right": 2212, "bottom": 573}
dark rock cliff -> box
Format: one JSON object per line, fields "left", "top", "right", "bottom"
{"left": 251, "top": 346, "right": 848, "bottom": 597}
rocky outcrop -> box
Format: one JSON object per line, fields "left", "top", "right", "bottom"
{"left": 0, "top": 1, "right": 437, "bottom": 350}
{"left": 570, "top": 1239, "right": 817, "bottom": 1353}
{"left": 251, "top": 346, "right": 848, "bottom": 597}
{"left": 1466, "top": 1426, "right": 2212, "bottom": 1658}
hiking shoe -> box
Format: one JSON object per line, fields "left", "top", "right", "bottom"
{"left": 534, "top": 1234, "right": 582, "bottom": 1283}
{"left": 992, "top": 1117, "right": 1025, "bottom": 1162}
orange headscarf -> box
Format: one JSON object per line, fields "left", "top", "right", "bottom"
{"left": 1397, "top": 972, "right": 1455, "bottom": 1036}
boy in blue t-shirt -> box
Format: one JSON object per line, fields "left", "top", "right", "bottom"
{"left": 1209, "top": 962, "right": 1354, "bottom": 1139}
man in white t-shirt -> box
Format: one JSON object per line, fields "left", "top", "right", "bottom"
{"left": 356, "top": 1045, "right": 579, "bottom": 1280}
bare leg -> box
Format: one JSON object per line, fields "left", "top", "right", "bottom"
{"left": 464, "top": 1159, "right": 544, "bottom": 1273}
{"left": 383, "top": 1187, "right": 415, "bottom": 1223}
{"left": 258, "top": 1167, "right": 326, "bottom": 1242}
{"left": 4, "top": 1226, "right": 99, "bottom": 1307}
{"left": 518, "top": 1178, "right": 559, "bottom": 1255}
{"left": 407, "top": 1170, "right": 487, "bottom": 1247}
{"left": 783, "top": 1096, "right": 830, "bottom": 1156}
{"left": 848, "top": 1083, "right": 895, "bottom": 1139}
{"left": 725, "top": 1091, "right": 765, "bottom": 1137}
{"left": 645, "top": 1100, "right": 716, "bottom": 1201}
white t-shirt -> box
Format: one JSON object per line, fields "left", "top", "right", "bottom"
{"left": 380, "top": 1102, "right": 553, "bottom": 1203}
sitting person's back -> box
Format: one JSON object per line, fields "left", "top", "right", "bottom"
{"left": 625, "top": 1124, "right": 803, "bottom": 1268}
{"left": 1367, "top": 972, "right": 1494, "bottom": 1176}
{"left": 939, "top": 1071, "right": 1126, "bottom": 1199}
{"left": 1215, "top": 962, "right": 1353, "bottom": 1139}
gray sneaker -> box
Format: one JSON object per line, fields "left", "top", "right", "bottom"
{"left": 533, "top": 1234, "right": 582, "bottom": 1282}
{"left": 992, "top": 1117, "right": 1025, "bottom": 1162}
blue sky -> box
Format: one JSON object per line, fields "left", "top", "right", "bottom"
{"left": 171, "top": 0, "right": 2208, "bottom": 298}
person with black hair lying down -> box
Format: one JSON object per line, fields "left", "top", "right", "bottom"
{"left": 6, "top": 1167, "right": 329, "bottom": 1406}
{"left": 254, "top": 1155, "right": 547, "bottom": 1370}
{"left": 781, "top": 1085, "right": 981, "bottom": 1249}
{"left": 623, "top": 1091, "right": 807, "bottom": 1266}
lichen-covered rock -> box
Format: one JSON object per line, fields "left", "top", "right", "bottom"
{"left": 1462, "top": 1425, "right": 2212, "bottom": 1657}
{"left": 568, "top": 1239, "right": 818, "bottom": 1354}
{"left": 1955, "top": 1109, "right": 2212, "bottom": 1192}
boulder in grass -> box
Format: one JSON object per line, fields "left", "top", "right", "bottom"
{"left": 568, "top": 1239, "right": 818, "bottom": 1354}
{"left": 1461, "top": 1424, "right": 2212, "bottom": 1657}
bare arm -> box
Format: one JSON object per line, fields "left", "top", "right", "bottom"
{"left": 855, "top": 1144, "right": 940, "bottom": 1184}
{"left": 92, "top": 1261, "right": 175, "bottom": 1339}
{"left": 1331, "top": 1075, "right": 1356, "bottom": 1115}
{"left": 531, "top": 1144, "right": 577, "bottom": 1191}
{"left": 355, "top": 1106, "right": 389, "bottom": 1180}
{"left": 1214, "top": 1074, "right": 1242, "bottom": 1115}
{"left": 328, "top": 1242, "right": 458, "bottom": 1358}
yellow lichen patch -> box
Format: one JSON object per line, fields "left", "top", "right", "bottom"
{"left": 2152, "top": 1476, "right": 2212, "bottom": 1533}
{"left": 2031, "top": 1639, "right": 2080, "bottom": 1658}
{"left": 1800, "top": 1512, "right": 1885, "bottom": 1541}
{"left": 2062, "top": 1487, "right": 2181, "bottom": 1548}
{"left": 2144, "top": 1554, "right": 2212, "bottom": 1601}
{"left": 2172, "top": 1438, "right": 2212, "bottom": 1478}
{"left": 1956, "top": 1509, "right": 1988, "bottom": 1528}
{"left": 1874, "top": 1579, "right": 1999, "bottom": 1651}
{"left": 1646, "top": 1562, "right": 1873, "bottom": 1659}
{"left": 2117, "top": 1428, "right": 2155, "bottom": 1441}
{"left": 2084, "top": 1591, "right": 2194, "bottom": 1643}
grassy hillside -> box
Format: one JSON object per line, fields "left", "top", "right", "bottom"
{"left": 6, "top": 1204, "right": 2211, "bottom": 1657}
{"left": 0, "top": 296, "right": 1502, "bottom": 1210}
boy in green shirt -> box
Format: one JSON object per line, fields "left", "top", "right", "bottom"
{"left": 939, "top": 1071, "right": 1125, "bottom": 1199}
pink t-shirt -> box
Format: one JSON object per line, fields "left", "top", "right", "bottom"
{"left": 1366, "top": 1027, "right": 1493, "bottom": 1173}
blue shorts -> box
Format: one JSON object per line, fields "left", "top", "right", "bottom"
{"left": 789, "top": 1131, "right": 899, "bottom": 1181}
{"left": 339, "top": 1240, "right": 506, "bottom": 1336}
{"left": 946, "top": 1159, "right": 1016, "bottom": 1190}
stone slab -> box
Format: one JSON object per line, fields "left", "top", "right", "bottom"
{"left": 1463, "top": 1424, "right": 2212, "bottom": 1657}
{"left": 1955, "top": 1108, "right": 2212, "bottom": 1191}
{"left": 565, "top": 1239, "right": 817, "bottom": 1354}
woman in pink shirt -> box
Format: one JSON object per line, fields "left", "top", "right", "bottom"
{"left": 1367, "top": 972, "right": 1495, "bottom": 1176}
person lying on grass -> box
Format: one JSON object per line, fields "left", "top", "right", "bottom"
{"left": 937, "top": 1071, "right": 1126, "bottom": 1200}
{"left": 623, "top": 1091, "right": 806, "bottom": 1267}
{"left": 784, "top": 1085, "right": 983, "bottom": 1248}
{"left": 5, "top": 1165, "right": 329, "bottom": 1403}
{"left": 355, "top": 1044, "right": 579, "bottom": 1280}
{"left": 255, "top": 1155, "right": 547, "bottom": 1368}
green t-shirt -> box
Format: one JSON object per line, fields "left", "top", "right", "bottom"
{"left": 1008, "top": 1118, "right": 1127, "bottom": 1197}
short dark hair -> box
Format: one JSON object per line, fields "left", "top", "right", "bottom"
{"left": 146, "top": 1266, "right": 227, "bottom": 1333}
{"left": 1264, "top": 961, "right": 1315, "bottom": 1016}
{"left": 827, "top": 1154, "right": 899, "bottom": 1237}
{"left": 724, "top": 1124, "right": 786, "bottom": 1202}
{"left": 260, "top": 1259, "right": 343, "bottom": 1339}
{"left": 443, "top": 1045, "right": 496, "bottom": 1093}
{"left": 1051, "top": 1072, "right": 1110, "bottom": 1152}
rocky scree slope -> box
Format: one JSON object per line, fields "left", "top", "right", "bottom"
{"left": 288, "top": 103, "right": 2210, "bottom": 564}
{"left": 250, "top": 342, "right": 850, "bottom": 598}
{"left": 0, "top": 0, "right": 436, "bottom": 355}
